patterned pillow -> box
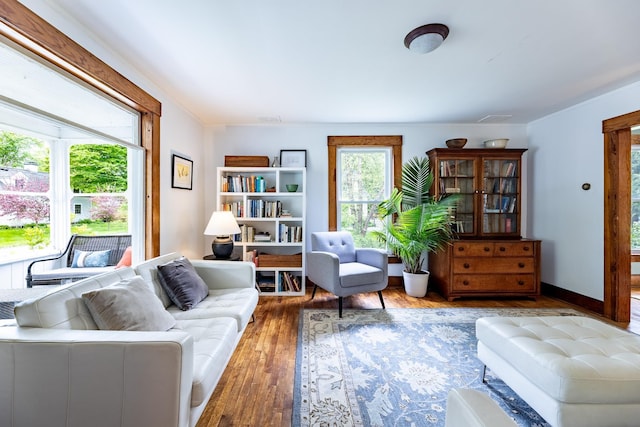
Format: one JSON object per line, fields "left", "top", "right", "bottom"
{"left": 82, "top": 276, "right": 175, "bottom": 331}
{"left": 72, "top": 249, "right": 112, "bottom": 267}
{"left": 157, "top": 257, "right": 209, "bottom": 310}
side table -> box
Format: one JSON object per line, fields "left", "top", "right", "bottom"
{"left": 203, "top": 254, "right": 241, "bottom": 261}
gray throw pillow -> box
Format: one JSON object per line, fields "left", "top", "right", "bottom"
{"left": 82, "top": 276, "right": 176, "bottom": 331}
{"left": 157, "top": 257, "right": 209, "bottom": 310}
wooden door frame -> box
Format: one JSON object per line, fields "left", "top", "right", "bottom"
{"left": 603, "top": 109, "right": 640, "bottom": 322}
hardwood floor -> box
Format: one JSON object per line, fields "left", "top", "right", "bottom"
{"left": 195, "top": 285, "right": 639, "bottom": 427}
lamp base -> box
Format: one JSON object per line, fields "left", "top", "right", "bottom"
{"left": 212, "top": 236, "right": 234, "bottom": 259}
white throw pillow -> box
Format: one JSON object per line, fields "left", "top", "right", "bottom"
{"left": 82, "top": 276, "right": 175, "bottom": 331}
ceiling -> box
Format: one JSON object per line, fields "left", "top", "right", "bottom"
{"left": 46, "top": 0, "right": 640, "bottom": 125}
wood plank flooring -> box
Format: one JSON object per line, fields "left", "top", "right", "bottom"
{"left": 195, "top": 285, "right": 639, "bottom": 427}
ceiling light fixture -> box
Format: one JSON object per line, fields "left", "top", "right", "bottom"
{"left": 404, "top": 23, "right": 449, "bottom": 54}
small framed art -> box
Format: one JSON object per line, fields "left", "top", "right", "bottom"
{"left": 171, "top": 154, "right": 193, "bottom": 190}
{"left": 279, "top": 149, "right": 307, "bottom": 167}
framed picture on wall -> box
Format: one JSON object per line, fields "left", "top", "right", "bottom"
{"left": 171, "top": 154, "right": 193, "bottom": 190}
{"left": 280, "top": 149, "right": 307, "bottom": 167}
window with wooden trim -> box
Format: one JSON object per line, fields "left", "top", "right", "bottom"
{"left": 328, "top": 135, "right": 402, "bottom": 248}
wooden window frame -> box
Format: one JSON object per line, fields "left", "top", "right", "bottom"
{"left": 327, "top": 135, "right": 402, "bottom": 231}
{"left": 0, "top": 0, "right": 161, "bottom": 257}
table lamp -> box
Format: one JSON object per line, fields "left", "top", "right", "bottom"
{"left": 204, "top": 211, "right": 241, "bottom": 259}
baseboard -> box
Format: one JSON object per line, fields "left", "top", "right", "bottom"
{"left": 388, "top": 276, "right": 403, "bottom": 287}
{"left": 541, "top": 282, "right": 604, "bottom": 315}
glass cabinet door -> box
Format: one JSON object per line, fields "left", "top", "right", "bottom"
{"left": 482, "top": 158, "right": 519, "bottom": 235}
{"left": 428, "top": 148, "right": 525, "bottom": 239}
{"left": 438, "top": 158, "right": 476, "bottom": 235}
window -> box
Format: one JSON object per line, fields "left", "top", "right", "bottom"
{"left": 337, "top": 148, "right": 392, "bottom": 248}
{"left": 0, "top": 37, "right": 142, "bottom": 261}
{"left": 328, "top": 135, "right": 402, "bottom": 248}
{"left": 1, "top": 3, "right": 162, "bottom": 260}
{"left": 632, "top": 144, "right": 640, "bottom": 252}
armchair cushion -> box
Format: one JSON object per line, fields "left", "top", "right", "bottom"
{"left": 82, "top": 276, "right": 176, "bottom": 331}
{"left": 339, "top": 262, "right": 385, "bottom": 287}
{"left": 311, "top": 231, "right": 356, "bottom": 263}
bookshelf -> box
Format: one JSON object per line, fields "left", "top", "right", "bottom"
{"left": 426, "top": 148, "right": 541, "bottom": 301}
{"left": 427, "top": 148, "right": 526, "bottom": 238}
{"left": 217, "top": 166, "right": 306, "bottom": 295}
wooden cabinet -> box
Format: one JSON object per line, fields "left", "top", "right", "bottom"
{"left": 217, "top": 167, "right": 306, "bottom": 295}
{"left": 426, "top": 148, "right": 541, "bottom": 300}
{"left": 427, "top": 148, "right": 526, "bottom": 239}
{"left": 429, "top": 239, "right": 541, "bottom": 301}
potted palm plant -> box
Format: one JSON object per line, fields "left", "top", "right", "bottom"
{"left": 371, "top": 156, "right": 458, "bottom": 297}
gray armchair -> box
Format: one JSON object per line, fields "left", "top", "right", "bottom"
{"left": 307, "top": 231, "right": 388, "bottom": 317}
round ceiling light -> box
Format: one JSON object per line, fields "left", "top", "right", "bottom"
{"left": 404, "top": 23, "right": 449, "bottom": 54}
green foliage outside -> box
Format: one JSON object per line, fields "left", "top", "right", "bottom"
{"left": 339, "top": 150, "right": 387, "bottom": 249}
{"left": 0, "top": 131, "right": 47, "bottom": 169}
{"left": 70, "top": 144, "right": 127, "bottom": 192}
{"left": 0, "top": 221, "right": 128, "bottom": 250}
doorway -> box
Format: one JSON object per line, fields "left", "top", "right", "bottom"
{"left": 603, "top": 109, "right": 640, "bottom": 322}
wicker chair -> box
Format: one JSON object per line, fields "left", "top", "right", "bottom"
{"left": 26, "top": 234, "right": 132, "bottom": 287}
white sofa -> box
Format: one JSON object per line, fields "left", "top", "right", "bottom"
{"left": 0, "top": 252, "right": 259, "bottom": 427}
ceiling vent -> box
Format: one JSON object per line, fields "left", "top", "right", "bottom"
{"left": 478, "top": 115, "right": 512, "bottom": 123}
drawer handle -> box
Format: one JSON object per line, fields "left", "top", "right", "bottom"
{"left": 483, "top": 247, "right": 491, "bottom": 252}
{"left": 518, "top": 262, "right": 525, "bottom": 268}
{"left": 499, "top": 246, "right": 506, "bottom": 252}
{"left": 462, "top": 280, "right": 470, "bottom": 286}
{"left": 523, "top": 246, "right": 530, "bottom": 251}
{"left": 463, "top": 263, "right": 470, "bottom": 269}
{"left": 517, "top": 280, "right": 525, "bottom": 286}
{"left": 457, "top": 247, "right": 465, "bottom": 252}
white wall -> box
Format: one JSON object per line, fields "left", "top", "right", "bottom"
{"left": 528, "top": 80, "right": 640, "bottom": 300}
{"left": 207, "top": 123, "right": 529, "bottom": 258}
{"left": 20, "top": 0, "right": 207, "bottom": 260}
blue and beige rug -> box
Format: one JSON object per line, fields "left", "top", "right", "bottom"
{"left": 293, "top": 307, "right": 581, "bottom": 427}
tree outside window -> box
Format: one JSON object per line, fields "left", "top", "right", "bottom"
{"left": 338, "top": 148, "right": 390, "bottom": 248}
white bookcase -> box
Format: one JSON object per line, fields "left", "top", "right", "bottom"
{"left": 216, "top": 166, "right": 306, "bottom": 295}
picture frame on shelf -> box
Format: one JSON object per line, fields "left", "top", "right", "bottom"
{"left": 280, "top": 149, "right": 307, "bottom": 167}
{"left": 171, "top": 154, "right": 193, "bottom": 190}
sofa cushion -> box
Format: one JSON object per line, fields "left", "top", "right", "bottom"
{"left": 82, "top": 276, "right": 176, "bottom": 331}
{"left": 157, "top": 257, "right": 209, "bottom": 311}
{"left": 168, "top": 288, "right": 258, "bottom": 332}
{"left": 72, "top": 249, "right": 112, "bottom": 267}
{"left": 14, "top": 267, "right": 137, "bottom": 329}
{"left": 171, "top": 317, "right": 238, "bottom": 407}
{"left": 135, "top": 252, "right": 183, "bottom": 308}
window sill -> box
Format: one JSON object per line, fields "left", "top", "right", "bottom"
{"left": 0, "top": 248, "right": 60, "bottom": 267}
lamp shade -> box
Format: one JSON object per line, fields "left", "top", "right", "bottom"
{"left": 204, "top": 211, "right": 241, "bottom": 236}
{"left": 404, "top": 23, "right": 449, "bottom": 54}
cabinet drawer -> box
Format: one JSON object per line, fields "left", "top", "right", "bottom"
{"left": 452, "top": 274, "right": 536, "bottom": 292}
{"left": 453, "top": 242, "right": 494, "bottom": 257}
{"left": 492, "top": 242, "right": 535, "bottom": 257}
{"left": 452, "top": 257, "right": 534, "bottom": 274}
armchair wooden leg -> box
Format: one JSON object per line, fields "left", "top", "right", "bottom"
{"left": 338, "top": 297, "right": 343, "bottom": 318}
{"left": 378, "top": 291, "right": 386, "bottom": 309}
{"left": 311, "top": 284, "right": 318, "bottom": 299}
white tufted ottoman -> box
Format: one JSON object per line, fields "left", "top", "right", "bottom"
{"left": 476, "top": 316, "right": 640, "bottom": 427}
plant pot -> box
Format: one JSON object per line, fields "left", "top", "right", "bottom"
{"left": 402, "top": 270, "right": 430, "bottom": 297}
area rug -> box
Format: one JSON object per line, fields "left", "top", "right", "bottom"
{"left": 293, "top": 307, "right": 581, "bottom": 427}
